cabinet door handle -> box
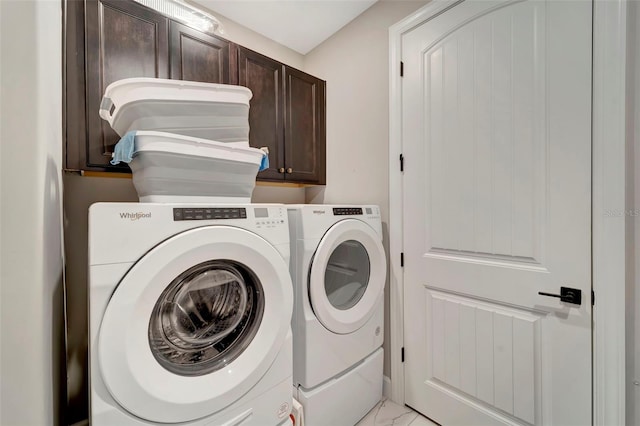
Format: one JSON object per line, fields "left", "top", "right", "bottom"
{"left": 287, "top": 167, "right": 293, "bottom": 174}
{"left": 278, "top": 167, "right": 285, "bottom": 173}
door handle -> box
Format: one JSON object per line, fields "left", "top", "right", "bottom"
{"left": 538, "top": 287, "right": 582, "bottom": 305}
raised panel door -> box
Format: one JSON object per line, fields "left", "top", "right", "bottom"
{"left": 85, "top": 0, "right": 169, "bottom": 169}
{"left": 169, "top": 21, "right": 231, "bottom": 84}
{"left": 284, "top": 67, "right": 326, "bottom": 184}
{"left": 402, "top": 1, "right": 592, "bottom": 424}
{"left": 238, "top": 47, "right": 284, "bottom": 181}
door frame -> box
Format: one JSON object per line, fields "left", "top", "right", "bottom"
{"left": 388, "top": 1, "right": 627, "bottom": 425}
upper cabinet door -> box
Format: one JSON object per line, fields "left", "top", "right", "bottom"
{"left": 284, "top": 67, "right": 326, "bottom": 184}
{"left": 169, "top": 21, "right": 231, "bottom": 84}
{"left": 85, "top": 0, "right": 169, "bottom": 169}
{"left": 238, "top": 47, "right": 285, "bottom": 181}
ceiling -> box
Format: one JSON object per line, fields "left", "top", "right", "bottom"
{"left": 191, "top": 0, "right": 378, "bottom": 55}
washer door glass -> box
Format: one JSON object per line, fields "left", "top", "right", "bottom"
{"left": 324, "top": 240, "right": 370, "bottom": 310}
{"left": 149, "top": 260, "right": 264, "bottom": 376}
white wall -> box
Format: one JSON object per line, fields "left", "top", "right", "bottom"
{"left": 0, "top": 0, "right": 65, "bottom": 424}
{"left": 63, "top": 9, "right": 307, "bottom": 422}
{"left": 303, "top": 0, "right": 428, "bottom": 377}
{"left": 626, "top": 2, "right": 640, "bottom": 424}
{"left": 214, "top": 11, "right": 304, "bottom": 69}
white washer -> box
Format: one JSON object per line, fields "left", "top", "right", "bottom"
{"left": 89, "top": 203, "right": 293, "bottom": 425}
{"left": 287, "top": 205, "right": 386, "bottom": 426}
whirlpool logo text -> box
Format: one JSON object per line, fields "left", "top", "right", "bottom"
{"left": 119, "top": 212, "right": 152, "bottom": 221}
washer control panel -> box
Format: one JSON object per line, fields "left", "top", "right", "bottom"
{"left": 254, "top": 207, "right": 286, "bottom": 229}
{"left": 333, "top": 207, "right": 363, "bottom": 216}
{"left": 172, "top": 206, "right": 287, "bottom": 230}
{"left": 173, "top": 207, "right": 247, "bottom": 221}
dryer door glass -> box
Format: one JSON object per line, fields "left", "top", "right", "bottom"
{"left": 324, "top": 240, "right": 371, "bottom": 310}
{"left": 148, "top": 260, "right": 264, "bottom": 376}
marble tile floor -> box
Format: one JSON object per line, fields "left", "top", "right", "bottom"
{"left": 356, "top": 398, "right": 439, "bottom": 426}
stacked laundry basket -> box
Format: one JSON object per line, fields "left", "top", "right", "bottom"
{"left": 100, "top": 77, "right": 268, "bottom": 202}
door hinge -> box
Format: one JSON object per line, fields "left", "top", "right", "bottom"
{"left": 400, "top": 252, "right": 404, "bottom": 267}
{"left": 401, "top": 347, "right": 405, "bottom": 363}
{"left": 400, "top": 154, "right": 404, "bottom": 172}
{"left": 400, "top": 61, "right": 404, "bottom": 77}
{"left": 592, "top": 290, "right": 595, "bottom": 306}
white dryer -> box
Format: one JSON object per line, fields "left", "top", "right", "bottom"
{"left": 287, "top": 205, "right": 386, "bottom": 426}
{"left": 89, "top": 203, "right": 293, "bottom": 425}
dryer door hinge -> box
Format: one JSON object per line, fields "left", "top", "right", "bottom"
{"left": 400, "top": 61, "right": 404, "bottom": 77}
{"left": 401, "top": 347, "right": 405, "bottom": 363}
{"left": 400, "top": 154, "right": 404, "bottom": 172}
{"left": 400, "top": 252, "right": 404, "bottom": 267}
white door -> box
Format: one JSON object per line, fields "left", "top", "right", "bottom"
{"left": 401, "top": 1, "right": 592, "bottom": 425}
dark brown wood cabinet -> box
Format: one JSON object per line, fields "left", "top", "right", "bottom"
{"left": 65, "top": 0, "right": 325, "bottom": 184}
{"left": 238, "top": 47, "right": 326, "bottom": 184}
{"left": 66, "top": 0, "right": 233, "bottom": 171}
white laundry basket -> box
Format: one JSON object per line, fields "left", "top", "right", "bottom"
{"left": 127, "top": 131, "right": 265, "bottom": 203}
{"left": 99, "top": 77, "right": 252, "bottom": 142}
